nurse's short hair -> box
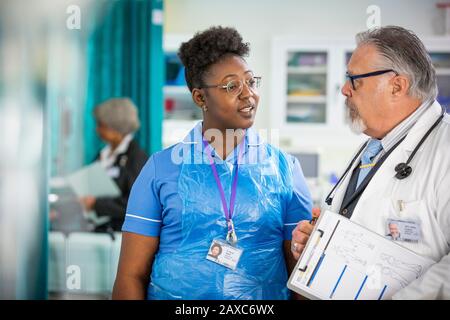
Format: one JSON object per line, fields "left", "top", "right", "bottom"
{"left": 178, "top": 26, "right": 250, "bottom": 92}
{"left": 356, "top": 26, "right": 437, "bottom": 102}
{"left": 94, "top": 97, "right": 140, "bottom": 135}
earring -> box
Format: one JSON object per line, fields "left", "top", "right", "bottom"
{"left": 202, "top": 105, "right": 208, "bottom": 112}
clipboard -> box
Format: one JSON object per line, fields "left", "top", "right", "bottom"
{"left": 65, "top": 161, "right": 120, "bottom": 198}
{"left": 287, "top": 210, "right": 435, "bottom": 300}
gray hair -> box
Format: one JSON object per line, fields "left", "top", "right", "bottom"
{"left": 94, "top": 97, "right": 140, "bottom": 135}
{"left": 356, "top": 26, "right": 437, "bottom": 102}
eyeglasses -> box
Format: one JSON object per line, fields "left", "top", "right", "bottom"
{"left": 200, "top": 76, "right": 262, "bottom": 96}
{"left": 346, "top": 69, "right": 398, "bottom": 90}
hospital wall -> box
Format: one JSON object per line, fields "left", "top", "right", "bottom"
{"left": 164, "top": 0, "right": 446, "bottom": 194}
{"left": 166, "top": 0, "right": 443, "bottom": 130}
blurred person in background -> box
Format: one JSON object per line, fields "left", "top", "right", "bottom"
{"left": 80, "top": 97, "right": 148, "bottom": 231}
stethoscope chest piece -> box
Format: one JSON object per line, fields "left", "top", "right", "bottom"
{"left": 394, "top": 162, "right": 412, "bottom": 180}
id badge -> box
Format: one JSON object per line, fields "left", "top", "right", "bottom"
{"left": 206, "top": 239, "right": 243, "bottom": 270}
{"left": 385, "top": 218, "right": 421, "bottom": 243}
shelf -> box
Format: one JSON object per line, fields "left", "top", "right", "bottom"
{"left": 163, "top": 119, "right": 199, "bottom": 148}
{"left": 436, "top": 68, "right": 450, "bottom": 76}
{"left": 287, "top": 66, "right": 327, "bottom": 74}
{"left": 164, "top": 85, "right": 190, "bottom": 95}
{"left": 287, "top": 95, "right": 327, "bottom": 104}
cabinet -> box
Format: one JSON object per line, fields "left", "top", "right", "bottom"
{"left": 270, "top": 38, "right": 354, "bottom": 135}
{"left": 285, "top": 51, "right": 328, "bottom": 124}
{"left": 270, "top": 37, "right": 450, "bottom": 135}
{"left": 163, "top": 34, "right": 199, "bottom": 148}
{"left": 270, "top": 37, "right": 450, "bottom": 183}
{"left": 426, "top": 39, "right": 450, "bottom": 112}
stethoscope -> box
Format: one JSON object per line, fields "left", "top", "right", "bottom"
{"left": 325, "top": 111, "right": 445, "bottom": 206}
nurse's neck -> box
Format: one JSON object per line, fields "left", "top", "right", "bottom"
{"left": 202, "top": 123, "right": 246, "bottom": 160}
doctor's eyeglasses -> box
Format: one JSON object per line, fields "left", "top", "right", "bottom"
{"left": 200, "top": 77, "right": 262, "bottom": 96}
{"left": 346, "top": 69, "right": 398, "bottom": 90}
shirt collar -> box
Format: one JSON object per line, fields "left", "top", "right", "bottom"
{"left": 380, "top": 99, "right": 433, "bottom": 151}
{"left": 100, "top": 133, "right": 134, "bottom": 167}
{"left": 181, "top": 121, "right": 262, "bottom": 163}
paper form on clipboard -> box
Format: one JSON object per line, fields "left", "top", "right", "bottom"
{"left": 287, "top": 210, "right": 435, "bottom": 300}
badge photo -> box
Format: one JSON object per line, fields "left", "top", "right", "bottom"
{"left": 385, "top": 218, "right": 421, "bottom": 243}
{"left": 206, "top": 239, "right": 243, "bottom": 270}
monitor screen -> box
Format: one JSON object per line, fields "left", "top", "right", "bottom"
{"left": 292, "top": 153, "right": 319, "bottom": 179}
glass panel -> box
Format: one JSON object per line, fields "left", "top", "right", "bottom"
{"left": 286, "top": 51, "right": 327, "bottom": 124}
{"left": 164, "top": 53, "right": 201, "bottom": 120}
{"left": 431, "top": 53, "right": 450, "bottom": 112}
{"left": 430, "top": 52, "right": 450, "bottom": 68}
{"left": 437, "top": 75, "right": 450, "bottom": 111}
{"left": 287, "top": 103, "right": 326, "bottom": 123}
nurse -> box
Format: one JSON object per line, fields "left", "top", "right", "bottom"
{"left": 112, "top": 26, "right": 312, "bottom": 300}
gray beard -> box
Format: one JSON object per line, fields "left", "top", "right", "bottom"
{"left": 345, "top": 100, "right": 367, "bottom": 135}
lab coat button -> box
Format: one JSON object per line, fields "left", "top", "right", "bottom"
{"left": 342, "top": 208, "right": 348, "bottom": 215}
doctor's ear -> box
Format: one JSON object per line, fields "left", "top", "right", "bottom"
{"left": 391, "top": 75, "right": 409, "bottom": 97}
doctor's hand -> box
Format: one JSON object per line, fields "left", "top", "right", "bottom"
{"left": 291, "top": 207, "right": 321, "bottom": 260}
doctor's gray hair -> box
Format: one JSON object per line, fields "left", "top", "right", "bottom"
{"left": 94, "top": 97, "right": 140, "bottom": 135}
{"left": 356, "top": 26, "right": 437, "bottom": 102}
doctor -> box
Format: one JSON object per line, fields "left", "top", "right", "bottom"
{"left": 291, "top": 26, "right": 450, "bottom": 299}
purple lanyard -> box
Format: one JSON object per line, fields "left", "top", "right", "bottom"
{"left": 202, "top": 139, "right": 245, "bottom": 233}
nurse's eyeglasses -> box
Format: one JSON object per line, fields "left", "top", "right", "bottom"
{"left": 200, "top": 77, "right": 262, "bottom": 96}
{"left": 346, "top": 69, "right": 398, "bottom": 90}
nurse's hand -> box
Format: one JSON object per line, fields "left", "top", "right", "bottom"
{"left": 291, "top": 208, "right": 321, "bottom": 260}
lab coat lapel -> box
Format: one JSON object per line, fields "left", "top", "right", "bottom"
{"left": 352, "top": 101, "right": 444, "bottom": 217}
{"left": 329, "top": 140, "right": 367, "bottom": 213}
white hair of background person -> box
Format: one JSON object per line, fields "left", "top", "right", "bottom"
{"left": 94, "top": 97, "right": 140, "bottom": 135}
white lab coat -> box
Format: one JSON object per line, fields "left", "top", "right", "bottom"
{"left": 324, "top": 101, "right": 450, "bottom": 299}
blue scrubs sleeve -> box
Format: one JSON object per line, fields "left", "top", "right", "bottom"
{"left": 283, "top": 156, "right": 313, "bottom": 240}
{"left": 122, "top": 155, "right": 162, "bottom": 237}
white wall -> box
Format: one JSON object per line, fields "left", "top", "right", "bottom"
{"left": 163, "top": 0, "right": 446, "bottom": 187}
{"left": 165, "top": 0, "right": 444, "bottom": 128}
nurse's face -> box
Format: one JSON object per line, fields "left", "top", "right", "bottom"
{"left": 211, "top": 246, "right": 220, "bottom": 257}
{"left": 193, "top": 54, "right": 260, "bottom": 130}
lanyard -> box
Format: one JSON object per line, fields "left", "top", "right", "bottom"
{"left": 202, "top": 138, "right": 245, "bottom": 245}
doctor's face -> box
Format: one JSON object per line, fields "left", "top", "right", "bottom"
{"left": 389, "top": 223, "right": 400, "bottom": 238}
{"left": 197, "top": 54, "right": 260, "bottom": 131}
{"left": 341, "top": 44, "right": 396, "bottom": 138}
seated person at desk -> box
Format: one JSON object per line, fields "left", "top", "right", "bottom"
{"left": 80, "top": 97, "right": 148, "bottom": 231}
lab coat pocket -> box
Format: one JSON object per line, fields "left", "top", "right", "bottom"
{"left": 383, "top": 198, "right": 423, "bottom": 219}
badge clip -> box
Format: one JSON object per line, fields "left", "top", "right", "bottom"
{"left": 226, "top": 220, "right": 238, "bottom": 245}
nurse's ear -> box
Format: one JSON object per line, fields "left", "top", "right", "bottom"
{"left": 192, "top": 88, "right": 207, "bottom": 111}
